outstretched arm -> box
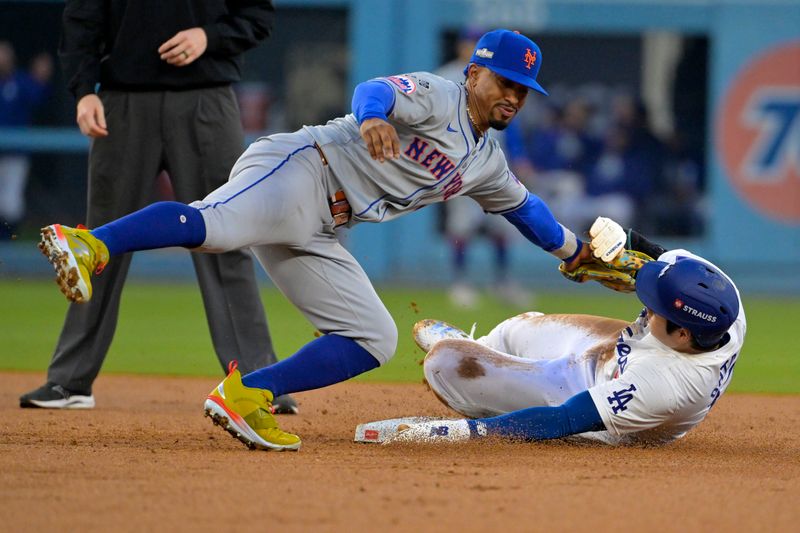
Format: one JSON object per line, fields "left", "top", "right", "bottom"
{"left": 502, "top": 192, "right": 589, "bottom": 265}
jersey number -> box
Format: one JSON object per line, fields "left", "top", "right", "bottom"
{"left": 607, "top": 384, "right": 637, "bottom": 414}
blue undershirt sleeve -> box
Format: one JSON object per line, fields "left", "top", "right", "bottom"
{"left": 502, "top": 192, "right": 564, "bottom": 251}
{"left": 352, "top": 80, "right": 396, "bottom": 124}
{"left": 466, "top": 390, "right": 606, "bottom": 441}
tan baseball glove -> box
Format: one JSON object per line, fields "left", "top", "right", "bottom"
{"left": 559, "top": 249, "right": 654, "bottom": 292}
{"left": 559, "top": 217, "right": 654, "bottom": 292}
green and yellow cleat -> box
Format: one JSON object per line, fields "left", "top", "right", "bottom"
{"left": 38, "top": 224, "right": 109, "bottom": 303}
{"left": 204, "top": 362, "right": 301, "bottom": 451}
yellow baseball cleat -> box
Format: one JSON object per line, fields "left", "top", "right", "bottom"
{"left": 204, "top": 362, "right": 301, "bottom": 451}
{"left": 38, "top": 224, "right": 109, "bottom": 303}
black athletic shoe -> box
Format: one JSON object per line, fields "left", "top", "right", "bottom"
{"left": 19, "top": 382, "right": 95, "bottom": 409}
{"left": 272, "top": 394, "right": 299, "bottom": 415}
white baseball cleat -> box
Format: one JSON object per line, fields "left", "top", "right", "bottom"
{"left": 412, "top": 319, "right": 472, "bottom": 353}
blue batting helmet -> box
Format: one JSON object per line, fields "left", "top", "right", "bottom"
{"left": 635, "top": 257, "right": 739, "bottom": 348}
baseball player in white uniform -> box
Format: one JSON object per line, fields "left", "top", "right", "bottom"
{"left": 392, "top": 220, "right": 745, "bottom": 446}
{"left": 39, "top": 30, "right": 597, "bottom": 451}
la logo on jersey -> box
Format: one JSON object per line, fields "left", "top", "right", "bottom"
{"left": 607, "top": 384, "right": 637, "bottom": 414}
{"left": 716, "top": 41, "right": 800, "bottom": 222}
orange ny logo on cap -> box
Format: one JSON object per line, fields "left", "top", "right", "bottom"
{"left": 524, "top": 48, "right": 537, "bottom": 69}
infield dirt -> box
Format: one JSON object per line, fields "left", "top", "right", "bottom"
{"left": 1, "top": 372, "right": 798, "bottom": 532}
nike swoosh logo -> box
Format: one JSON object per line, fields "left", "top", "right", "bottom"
{"left": 446, "top": 123, "right": 457, "bottom": 133}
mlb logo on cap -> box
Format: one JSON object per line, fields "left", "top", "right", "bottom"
{"left": 466, "top": 29, "right": 548, "bottom": 95}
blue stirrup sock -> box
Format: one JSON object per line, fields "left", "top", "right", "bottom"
{"left": 241, "top": 334, "right": 381, "bottom": 397}
{"left": 91, "top": 201, "right": 206, "bottom": 256}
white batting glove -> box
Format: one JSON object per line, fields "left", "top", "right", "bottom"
{"left": 589, "top": 217, "right": 627, "bottom": 262}
{"left": 383, "top": 420, "right": 472, "bottom": 444}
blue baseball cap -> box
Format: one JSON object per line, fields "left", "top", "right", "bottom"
{"left": 635, "top": 257, "right": 739, "bottom": 348}
{"left": 464, "top": 29, "right": 548, "bottom": 95}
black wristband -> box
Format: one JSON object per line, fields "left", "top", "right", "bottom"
{"left": 626, "top": 229, "right": 667, "bottom": 259}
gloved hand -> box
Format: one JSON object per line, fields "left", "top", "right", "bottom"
{"left": 558, "top": 217, "right": 653, "bottom": 292}
{"left": 558, "top": 249, "right": 653, "bottom": 292}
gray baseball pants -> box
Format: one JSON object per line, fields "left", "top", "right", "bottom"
{"left": 193, "top": 130, "right": 398, "bottom": 364}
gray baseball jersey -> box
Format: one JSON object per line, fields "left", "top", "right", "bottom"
{"left": 305, "top": 72, "right": 528, "bottom": 223}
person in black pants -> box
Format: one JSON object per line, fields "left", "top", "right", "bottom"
{"left": 20, "top": 0, "right": 297, "bottom": 413}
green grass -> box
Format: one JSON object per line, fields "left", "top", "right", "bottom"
{"left": 1, "top": 280, "right": 797, "bottom": 393}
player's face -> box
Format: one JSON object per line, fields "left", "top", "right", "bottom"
{"left": 646, "top": 309, "right": 696, "bottom": 352}
{"left": 470, "top": 67, "right": 529, "bottom": 130}
{"left": 646, "top": 310, "right": 678, "bottom": 348}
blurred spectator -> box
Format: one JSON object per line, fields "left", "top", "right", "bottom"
{"left": 436, "top": 27, "right": 533, "bottom": 309}
{"left": 524, "top": 97, "right": 601, "bottom": 232}
{"left": 652, "top": 37, "right": 708, "bottom": 237}
{"left": 611, "top": 94, "right": 665, "bottom": 175}
{"left": 609, "top": 94, "right": 664, "bottom": 230}
{"left": 522, "top": 93, "right": 664, "bottom": 234}
{"left": 236, "top": 81, "right": 273, "bottom": 136}
{"left": 583, "top": 124, "right": 649, "bottom": 228}
{"left": 671, "top": 38, "right": 708, "bottom": 168}
{"left": 0, "top": 41, "right": 52, "bottom": 239}
{"left": 650, "top": 132, "right": 704, "bottom": 235}
{"left": 528, "top": 98, "right": 600, "bottom": 177}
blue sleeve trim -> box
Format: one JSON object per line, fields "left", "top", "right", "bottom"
{"left": 502, "top": 193, "right": 564, "bottom": 251}
{"left": 352, "top": 80, "right": 396, "bottom": 124}
{"left": 475, "top": 390, "right": 605, "bottom": 441}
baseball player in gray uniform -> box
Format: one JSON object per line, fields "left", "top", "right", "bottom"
{"left": 38, "top": 29, "right": 593, "bottom": 451}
